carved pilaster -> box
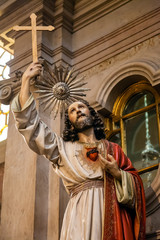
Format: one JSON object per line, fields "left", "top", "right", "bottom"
{"left": 0, "top": 71, "right": 22, "bottom": 105}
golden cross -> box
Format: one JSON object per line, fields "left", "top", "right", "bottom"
{"left": 13, "top": 13, "right": 55, "bottom": 62}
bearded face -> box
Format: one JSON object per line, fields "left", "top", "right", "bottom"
{"left": 72, "top": 114, "right": 93, "bottom": 132}
{"left": 68, "top": 102, "right": 93, "bottom": 132}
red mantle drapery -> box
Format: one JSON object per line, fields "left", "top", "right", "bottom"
{"left": 102, "top": 140, "right": 146, "bottom": 240}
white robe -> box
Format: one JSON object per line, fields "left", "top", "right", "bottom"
{"left": 11, "top": 94, "right": 134, "bottom": 240}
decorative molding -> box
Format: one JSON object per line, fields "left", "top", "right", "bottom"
{"left": 1, "top": 3, "right": 160, "bottom": 76}
{"left": 1, "top": 8, "right": 55, "bottom": 41}
{"left": 72, "top": 7, "right": 160, "bottom": 72}
{"left": 0, "top": 0, "right": 17, "bottom": 11}
{"left": 96, "top": 57, "right": 160, "bottom": 111}
{"left": 73, "top": 0, "right": 131, "bottom": 32}
{"left": 6, "top": 43, "right": 72, "bottom": 70}
{"left": 73, "top": 7, "right": 160, "bottom": 58}
{"left": 53, "top": 0, "right": 74, "bottom": 32}
{"left": 52, "top": 45, "right": 72, "bottom": 59}
{"left": 0, "top": 0, "right": 43, "bottom": 31}
{"left": 0, "top": 71, "right": 22, "bottom": 105}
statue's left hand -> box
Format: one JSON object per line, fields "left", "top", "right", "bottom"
{"left": 98, "top": 153, "right": 122, "bottom": 181}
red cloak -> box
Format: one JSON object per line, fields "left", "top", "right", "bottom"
{"left": 103, "top": 140, "right": 146, "bottom": 240}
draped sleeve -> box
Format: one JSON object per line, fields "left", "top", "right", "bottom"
{"left": 114, "top": 170, "right": 135, "bottom": 208}
{"left": 11, "top": 94, "right": 60, "bottom": 165}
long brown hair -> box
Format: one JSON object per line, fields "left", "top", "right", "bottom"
{"left": 62, "top": 100, "right": 106, "bottom": 142}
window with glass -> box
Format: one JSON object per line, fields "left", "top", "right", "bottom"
{"left": 0, "top": 46, "right": 13, "bottom": 142}
{"left": 105, "top": 81, "right": 160, "bottom": 189}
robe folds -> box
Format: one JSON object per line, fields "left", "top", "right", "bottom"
{"left": 11, "top": 94, "right": 146, "bottom": 240}
{"left": 103, "top": 141, "right": 146, "bottom": 240}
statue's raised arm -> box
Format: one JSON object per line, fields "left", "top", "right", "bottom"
{"left": 19, "top": 62, "right": 42, "bottom": 108}
{"left": 11, "top": 63, "right": 59, "bottom": 166}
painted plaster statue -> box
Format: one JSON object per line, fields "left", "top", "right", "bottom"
{"left": 11, "top": 62, "right": 146, "bottom": 240}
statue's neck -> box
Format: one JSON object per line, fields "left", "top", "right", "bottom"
{"left": 78, "top": 127, "right": 97, "bottom": 143}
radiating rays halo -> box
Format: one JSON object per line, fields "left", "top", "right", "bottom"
{"left": 34, "top": 62, "right": 89, "bottom": 119}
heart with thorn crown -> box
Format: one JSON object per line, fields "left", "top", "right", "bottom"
{"left": 86, "top": 148, "right": 99, "bottom": 161}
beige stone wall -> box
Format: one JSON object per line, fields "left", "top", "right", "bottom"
{"left": 0, "top": 0, "right": 160, "bottom": 239}
{"left": 0, "top": 163, "right": 4, "bottom": 215}
{"left": 0, "top": 141, "right": 6, "bottom": 164}
{"left": 0, "top": 141, "right": 6, "bottom": 220}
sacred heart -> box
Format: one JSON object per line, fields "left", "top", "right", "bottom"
{"left": 86, "top": 148, "right": 99, "bottom": 161}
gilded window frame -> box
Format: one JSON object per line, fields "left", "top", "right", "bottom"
{"left": 105, "top": 80, "right": 160, "bottom": 175}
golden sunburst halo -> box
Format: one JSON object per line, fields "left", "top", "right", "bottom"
{"left": 34, "top": 62, "right": 89, "bottom": 119}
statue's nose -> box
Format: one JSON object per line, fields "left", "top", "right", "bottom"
{"left": 77, "top": 110, "right": 82, "bottom": 117}
{"left": 77, "top": 109, "right": 82, "bottom": 115}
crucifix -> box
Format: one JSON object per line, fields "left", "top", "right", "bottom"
{"left": 13, "top": 13, "right": 55, "bottom": 62}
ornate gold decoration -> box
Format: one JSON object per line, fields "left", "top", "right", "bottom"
{"left": 0, "top": 46, "right": 14, "bottom": 140}
{"left": 0, "top": 28, "right": 14, "bottom": 54}
{"left": 112, "top": 81, "right": 160, "bottom": 119}
{"left": 0, "top": 108, "right": 9, "bottom": 136}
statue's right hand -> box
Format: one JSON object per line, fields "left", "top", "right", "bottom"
{"left": 22, "top": 62, "right": 42, "bottom": 82}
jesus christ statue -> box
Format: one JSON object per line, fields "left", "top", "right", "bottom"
{"left": 11, "top": 62, "right": 146, "bottom": 240}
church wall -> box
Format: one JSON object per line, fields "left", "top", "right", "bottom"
{"left": 0, "top": 112, "right": 37, "bottom": 240}
{"left": 0, "top": 141, "right": 6, "bottom": 221}
{"left": 0, "top": 0, "right": 160, "bottom": 239}
{"left": 0, "top": 141, "right": 6, "bottom": 164}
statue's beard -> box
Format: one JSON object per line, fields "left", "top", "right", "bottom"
{"left": 73, "top": 115, "right": 93, "bottom": 132}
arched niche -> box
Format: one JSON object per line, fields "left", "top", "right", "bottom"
{"left": 96, "top": 57, "right": 160, "bottom": 114}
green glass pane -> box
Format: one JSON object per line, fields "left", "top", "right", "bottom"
{"left": 114, "top": 121, "right": 120, "bottom": 129}
{"left": 123, "top": 92, "right": 155, "bottom": 115}
{"left": 124, "top": 107, "right": 159, "bottom": 188}
{"left": 109, "top": 132, "right": 121, "bottom": 146}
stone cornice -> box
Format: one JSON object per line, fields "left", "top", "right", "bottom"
{"left": 2, "top": 6, "right": 55, "bottom": 40}
{"left": 7, "top": 43, "right": 73, "bottom": 70}
{"left": 52, "top": 45, "right": 72, "bottom": 59}
{"left": 73, "top": 7, "right": 160, "bottom": 58}
{"left": 72, "top": 7, "right": 160, "bottom": 71}
{"left": 0, "top": 0, "right": 44, "bottom": 32}
{"left": 1, "top": 2, "right": 159, "bottom": 75}
{"left": 0, "top": 0, "right": 73, "bottom": 33}
{"left": 11, "top": 5, "right": 159, "bottom": 66}
{"left": 53, "top": 0, "right": 74, "bottom": 32}
{"left": 73, "top": 0, "right": 131, "bottom": 32}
